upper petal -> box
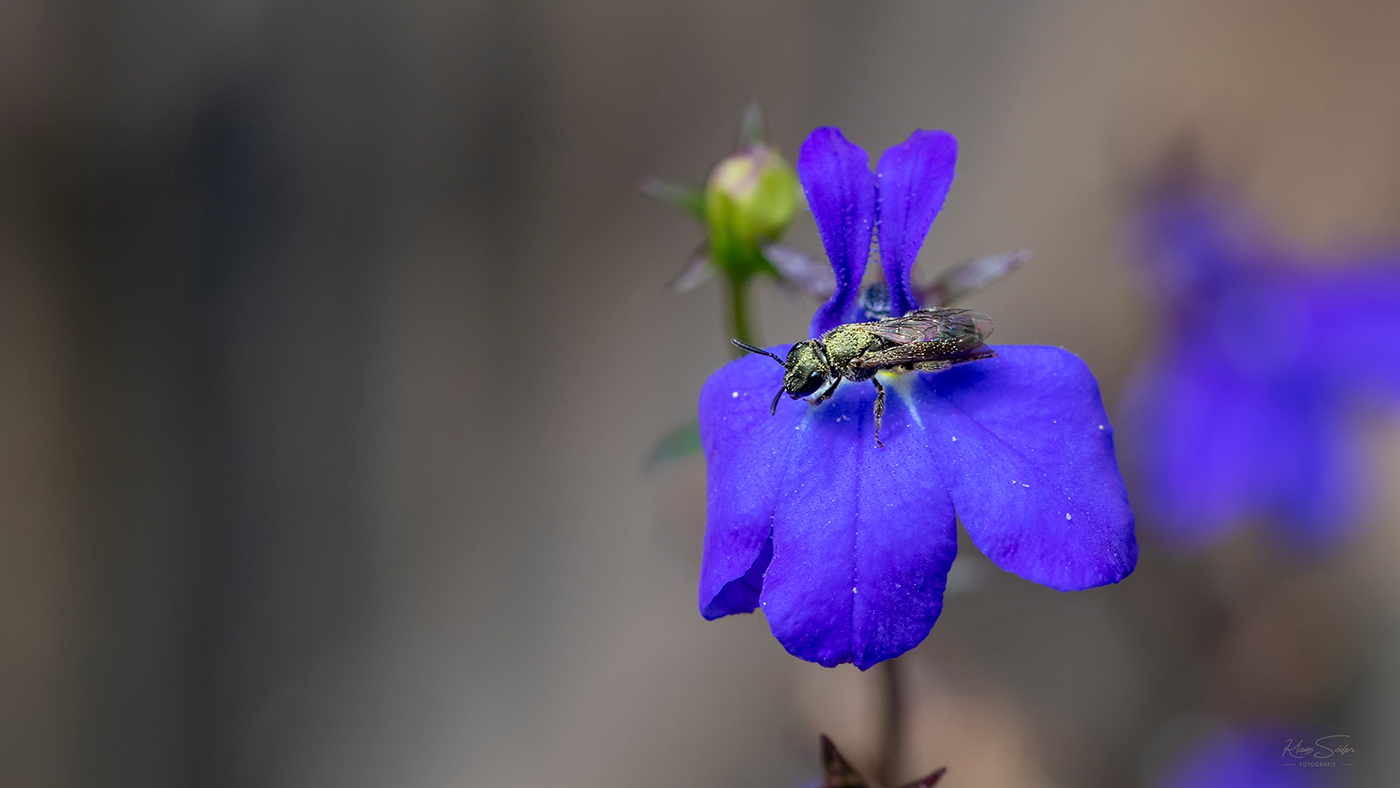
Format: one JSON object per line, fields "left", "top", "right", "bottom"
{"left": 912, "top": 346, "right": 1136, "bottom": 590}
{"left": 799, "top": 128, "right": 877, "bottom": 336}
{"left": 876, "top": 130, "right": 958, "bottom": 316}
{"left": 697, "top": 347, "right": 798, "bottom": 618}
{"left": 1133, "top": 188, "right": 1272, "bottom": 301}
{"left": 758, "top": 381, "right": 957, "bottom": 669}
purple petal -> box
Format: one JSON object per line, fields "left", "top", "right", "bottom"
{"left": 759, "top": 381, "right": 958, "bottom": 669}
{"left": 697, "top": 348, "right": 796, "bottom": 618}
{"left": 876, "top": 130, "right": 958, "bottom": 316}
{"left": 1123, "top": 341, "right": 1362, "bottom": 550}
{"left": 1158, "top": 727, "right": 1335, "bottom": 788}
{"left": 799, "top": 128, "right": 876, "bottom": 336}
{"left": 915, "top": 346, "right": 1136, "bottom": 590}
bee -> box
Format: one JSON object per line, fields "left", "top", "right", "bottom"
{"left": 733, "top": 308, "right": 995, "bottom": 447}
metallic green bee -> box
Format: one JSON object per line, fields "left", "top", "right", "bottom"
{"left": 733, "top": 308, "right": 995, "bottom": 446}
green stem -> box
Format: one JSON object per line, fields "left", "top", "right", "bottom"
{"left": 726, "top": 274, "right": 756, "bottom": 352}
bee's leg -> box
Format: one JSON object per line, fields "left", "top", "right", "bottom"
{"left": 870, "top": 378, "right": 886, "bottom": 448}
{"left": 812, "top": 376, "right": 842, "bottom": 405}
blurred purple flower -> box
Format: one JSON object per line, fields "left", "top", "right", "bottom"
{"left": 697, "top": 128, "right": 1136, "bottom": 669}
{"left": 1158, "top": 726, "right": 1345, "bottom": 788}
{"left": 1125, "top": 184, "right": 1400, "bottom": 549}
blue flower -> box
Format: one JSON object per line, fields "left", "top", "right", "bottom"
{"left": 1124, "top": 183, "right": 1400, "bottom": 550}
{"left": 697, "top": 127, "right": 1136, "bottom": 669}
{"left": 1156, "top": 726, "right": 1342, "bottom": 788}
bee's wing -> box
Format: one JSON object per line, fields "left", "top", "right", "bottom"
{"left": 848, "top": 341, "right": 995, "bottom": 373}
{"left": 863, "top": 308, "right": 994, "bottom": 349}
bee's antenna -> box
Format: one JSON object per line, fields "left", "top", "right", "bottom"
{"left": 732, "top": 339, "right": 786, "bottom": 366}
{"left": 770, "top": 387, "right": 784, "bottom": 415}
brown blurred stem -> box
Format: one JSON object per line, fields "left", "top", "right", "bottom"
{"left": 876, "top": 657, "right": 904, "bottom": 787}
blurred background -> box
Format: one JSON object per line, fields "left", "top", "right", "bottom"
{"left": 3, "top": 0, "right": 1400, "bottom": 786}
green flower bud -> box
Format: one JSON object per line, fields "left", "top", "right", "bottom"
{"left": 703, "top": 144, "right": 800, "bottom": 278}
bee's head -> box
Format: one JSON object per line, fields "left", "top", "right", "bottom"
{"left": 731, "top": 338, "right": 835, "bottom": 415}
{"left": 782, "top": 341, "right": 834, "bottom": 400}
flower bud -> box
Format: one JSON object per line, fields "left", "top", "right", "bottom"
{"left": 703, "top": 144, "right": 800, "bottom": 276}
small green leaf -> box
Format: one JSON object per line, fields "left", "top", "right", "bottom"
{"left": 647, "top": 420, "right": 702, "bottom": 470}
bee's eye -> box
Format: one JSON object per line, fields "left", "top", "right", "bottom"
{"left": 791, "top": 371, "right": 825, "bottom": 397}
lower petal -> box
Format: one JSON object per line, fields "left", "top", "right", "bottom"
{"left": 915, "top": 346, "right": 1136, "bottom": 590}
{"left": 697, "top": 349, "right": 798, "bottom": 618}
{"left": 759, "top": 381, "right": 958, "bottom": 669}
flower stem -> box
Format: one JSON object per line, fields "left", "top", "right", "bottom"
{"left": 726, "top": 274, "right": 756, "bottom": 352}
{"left": 876, "top": 656, "right": 904, "bottom": 788}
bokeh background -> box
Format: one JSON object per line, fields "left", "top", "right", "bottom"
{"left": 4, "top": 0, "right": 1400, "bottom": 786}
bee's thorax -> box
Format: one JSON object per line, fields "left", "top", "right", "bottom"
{"left": 819, "top": 325, "right": 887, "bottom": 372}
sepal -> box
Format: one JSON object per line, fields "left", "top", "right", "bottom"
{"left": 640, "top": 177, "right": 706, "bottom": 221}
{"left": 817, "top": 736, "right": 947, "bottom": 788}
{"left": 922, "top": 250, "right": 1030, "bottom": 307}
{"left": 668, "top": 243, "right": 716, "bottom": 293}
